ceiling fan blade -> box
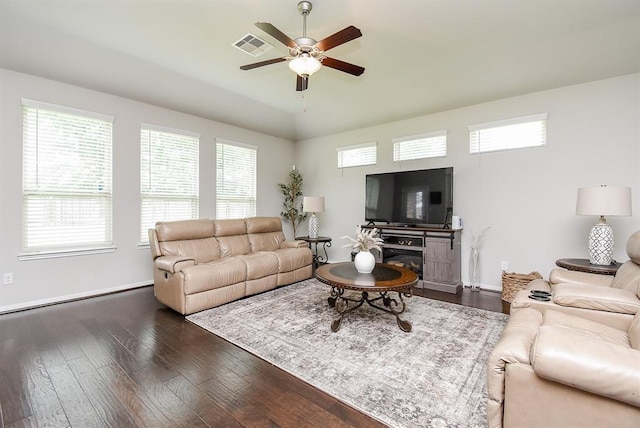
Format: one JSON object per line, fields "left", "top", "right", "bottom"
{"left": 321, "top": 57, "right": 365, "bottom": 76}
{"left": 296, "top": 75, "right": 309, "bottom": 91}
{"left": 316, "top": 25, "right": 362, "bottom": 51}
{"left": 255, "top": 22, "right": 297, "bottom": 48}
{"left": 240, "top": 57, "right": 288, "bottom": 70}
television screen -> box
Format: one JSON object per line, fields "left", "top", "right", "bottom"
{"left": 365, "top": 167, "right": 453, "bottom": 226}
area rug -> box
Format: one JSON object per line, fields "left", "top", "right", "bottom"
{"left": 187, "top": 279, "right": 508, "bottom": 428}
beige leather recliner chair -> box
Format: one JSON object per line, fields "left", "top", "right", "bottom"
{"left": 511, "top": 230, "right": 640, "bottom": 330}
{"left": 487, "top": 307, "right": 640, "bottom": 428}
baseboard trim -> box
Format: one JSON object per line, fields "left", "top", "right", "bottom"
{"left": 0, "top": 281, "right": 153, "bottom": 315}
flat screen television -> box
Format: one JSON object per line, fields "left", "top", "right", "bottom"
{"left": 365, "top": 167, "right": 453, "bottom": 226}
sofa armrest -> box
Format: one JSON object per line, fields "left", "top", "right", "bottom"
{"left": 532, "top": 325, "right": 640, "bottom": 407}
{"left": 549, "top": 268, "right": 613, "bottom": 287}
{"left": 553, "top": 284, "right": 640, "bottom": 315}
{"left": 486, "top": 309, "right": 543, "bottom": 416}
{"left": 155, "top": 255, "right": 196, "bottom": 273}
{"left": 281, "top": 240, "right": 309, "bottom": 249}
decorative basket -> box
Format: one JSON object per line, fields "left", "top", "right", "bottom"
{"left": 501, "top": 271, "right": 543, "bottom": 303}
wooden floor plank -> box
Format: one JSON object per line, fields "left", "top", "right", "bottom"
{"left": 0, "top": 284, "right": 506, "bottom": 428}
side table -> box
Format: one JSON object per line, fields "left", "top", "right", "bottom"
{"left": 296, "top": 236, "right": 332, "bottom": 270}
{"left": 555, "top": 258, "right": 622, "bottom": 276}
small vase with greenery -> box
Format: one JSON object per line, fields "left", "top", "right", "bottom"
{"left": 278, "top": 169, "right": 307, "bottom": 239}
{"left": 342, "top": 226, "right": 384, "bottom": 273}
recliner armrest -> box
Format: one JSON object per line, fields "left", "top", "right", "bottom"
{"left": 553, "top": 284, "right": 640, "bottom": 315}
{"left": 154, "top": 255, "right": 196, "bottom": 273}
{"left": 549, "top": 268, "right": 613, "bottom": 287}
{"left": 280, "top": 240, "right": 309, "bottom": 249}
{"left": 532, "top": 325, "right": 640, "bottom": 407}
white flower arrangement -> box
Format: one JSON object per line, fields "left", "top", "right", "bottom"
{"left": 341, "top": 225, "right": 384, "bottom": 252}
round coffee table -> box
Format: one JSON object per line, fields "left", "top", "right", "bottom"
{"left": 315, "top": 262, "right": 418, "bottom": 332}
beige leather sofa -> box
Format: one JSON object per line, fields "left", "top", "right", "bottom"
{"left": 511, "top": 231, "right": 640, "bottom": 331}
{"left": 487, "top": 307, "right": 640, "bottom": 428}
{"left": 149, "top": 217, "right": 313, "bottom": 315}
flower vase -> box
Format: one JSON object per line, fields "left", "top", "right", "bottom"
{"left": 354, "top": 251, "right": 375, "bottom": 274}
{"left": 469, "top": 247, "right": 480, "bottom": 291}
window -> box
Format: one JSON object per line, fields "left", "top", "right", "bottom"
{"left": 140, "top": 124, "right": 200, "bottom": 242}
{"left": 469, "top": 113, "right": 547, "bottom": 154}
{"left": 22, "top": 100, "right": 113, "bottom": 254}
{"left": 337, "top": 142, "right": 377, "bottom": 168}
{"left": 393, "top": 130, "right": 447, "bottom": 161}
{"left": 216, "top": 139, "right": 257, "bottom": 219}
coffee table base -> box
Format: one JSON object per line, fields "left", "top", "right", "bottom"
{"left": 328, "top": 286, "right": 412, "bottom": 332}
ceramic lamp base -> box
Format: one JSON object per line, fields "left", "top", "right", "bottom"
{"left": 588, "top": 223, "right": 614, "bottom": 265}
{"left": 308, "top": 213, "right": 318, "bottom": 239}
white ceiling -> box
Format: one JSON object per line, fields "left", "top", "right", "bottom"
{"left": 1, "top": 0, "right": 639, "bottom": 141}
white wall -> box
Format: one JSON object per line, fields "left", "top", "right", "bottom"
{"left": 295, "top": 73, "right": 640, "bottom": 290}
{"left": 0, "top": 68, "right": 296, "bottom": 312}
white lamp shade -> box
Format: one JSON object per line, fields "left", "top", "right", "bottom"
{"left": 303, "top": 196, "right": 325, "bottom": 213}
{"left": 289, "top": 54, "right": 321, "bottom": 77}
{"left": 576, "top": 186, "right": 631, "bottom": 217}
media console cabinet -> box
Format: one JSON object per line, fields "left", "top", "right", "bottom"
{"left": 362, "top": 224, "right": 462, "bottom": 294}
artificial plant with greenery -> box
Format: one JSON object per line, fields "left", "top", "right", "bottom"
{"left": 278, "top": 169, "right": 307, "bottom": 238}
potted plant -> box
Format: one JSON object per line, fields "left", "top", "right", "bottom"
{"left": 341, "top": 225, "right": 384, "bottom": 273}
{"left": 278, "top": 169, "right": 307, "bottom": 238}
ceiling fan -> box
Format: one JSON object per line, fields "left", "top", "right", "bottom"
{"left": 239, "top": 1, "right": 364, "bottom": 91}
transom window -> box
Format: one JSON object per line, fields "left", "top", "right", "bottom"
{"left": 393, "top": 130, "right": 447, "bottom": 161}
{"left": 140, "top": 124, "right": 200, "bottom": 243}
{"left": 337, "top": 142, "right": 377, "bottom": 168}
{"left": 469, "top": 113, "right": 547, "bottom": 154}
{"left": 22, "top": 100, "right": 113, "bottom": 253}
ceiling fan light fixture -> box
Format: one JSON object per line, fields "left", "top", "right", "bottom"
{"left": 289, "top": 53, "right": 321, "bottom": 77}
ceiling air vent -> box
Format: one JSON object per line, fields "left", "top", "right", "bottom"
{"left": 232, "top": 33, "right": 273, "bottom": 57}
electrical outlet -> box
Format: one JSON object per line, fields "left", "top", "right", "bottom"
{"left": 501, "top": 261, "right": 509, "bottom": 271}
{"left": 3, "top": 273, "right": 13, "bottom": 285}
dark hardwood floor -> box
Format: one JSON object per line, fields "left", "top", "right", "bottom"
{"left": 0, "top": 283, "right": 507, "bottom": 427}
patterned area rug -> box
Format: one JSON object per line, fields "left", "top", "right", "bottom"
{"left": 187, "top": 279, "right": 508, "bottom": 428}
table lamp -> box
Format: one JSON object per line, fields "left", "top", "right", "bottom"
{"left": 303, "top": 196, "right": 325, "bottom": 239}
{"left": 576, "top": 185, "right": 632, "bottom": 265}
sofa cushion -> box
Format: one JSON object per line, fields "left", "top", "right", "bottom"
{"left": 156, "top": 219, "right": 215, "bottom": 241}
{"left": 159, "top": 237, "right": 220, "bottom": 264}
{"left": 245, "top": 217, "right": 282, "bottom": 234}
{"left": 240, "top": 252, "right": 279, "bottom": 280}
{"left": 248, "top": 231, "right": 286, "bottom": 252}
{"left": 182, "top": 258, "right": 247, "bottom": 295}
{"left": 274, "top": 247, "right": 313, "bottom": 272}
{"left": 629, "top": 312, "right": 640, "bottom": 350}
{"left": 611, "top": 261, "right": 640, "bottom": 295}
{"left": 217, "top": 235, "right": 251, "bottom": 257}
{"left": 542, "top": 310, "right": 629, "bottom": 346}
{"left": 214, "top": 219, "right": 247, "bottom": 236}
{"left": 553, "top": 284, "right": 640, "bottom": 315}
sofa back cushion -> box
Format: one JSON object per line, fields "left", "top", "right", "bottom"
{"left": 214, "top": 219, "right": 251, "bottom": 257}
{"left": 155, "top": 219, "right": 220, "bottom": 263}
{"left": 246, "top": 217, "right": 286, "bottom": 252}
{"left": 611, "top": 260, "right": 640, "bottom": 295}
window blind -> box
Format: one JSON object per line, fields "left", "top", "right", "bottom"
{"left": 216, "top": 139, "right": 257, "bottom": 219}
{"left": 392, "top": 130, "right": 447, "bottom": 161}
{"left": 337, "top": 142, "right": 377, "bottom": 168}
{"left": 22, "top": 100, "right": 113, "bottom": 251}
{"left": 140, "top": 124, "right": 200, "bottom": 242}
{"left": 469, "top": 113, "right": 547, "bottom": 154}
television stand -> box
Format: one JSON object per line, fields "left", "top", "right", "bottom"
{"left": 361, "top": 224, "right": 462, "bottom": 294}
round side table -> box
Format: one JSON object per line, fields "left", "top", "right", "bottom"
{"left": 555, "top": 258, "right": 621, "bottom": 276}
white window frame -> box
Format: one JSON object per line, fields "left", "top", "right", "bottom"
{"left": 216, "top": 139, "right": 257, "bottom": 219}
{"left": 140, "top": 124, "right": 200, "bottom": 244}
{"left": 20, "top": 99, "right": 114, "bottom": 260}
{"left": 392, "top": 130, "right": 447, "bottom": 162}
{"left": 337, "top": 142, "right": 377, "bottom": 168}
{"left": 468, "top": 113, "right": 547, "bottom": 154}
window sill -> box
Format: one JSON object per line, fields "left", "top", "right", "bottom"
{"left": 18, "top": 246, "right": 117, "bottom": 261}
